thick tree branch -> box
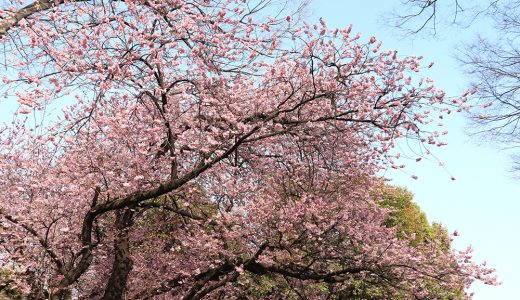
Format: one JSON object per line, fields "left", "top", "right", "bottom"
{"left": 0, "top": 208, "right": 65, "bottom": 275}
{"left": 0, "top": 0, "right": 68, "bottom": 38}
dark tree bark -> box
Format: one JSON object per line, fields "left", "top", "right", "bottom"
{"left": 102, "top": 209, "right": 134, "bottom": 300}
{"left": 50, "top": 289, "right": 72, "bottom": 300}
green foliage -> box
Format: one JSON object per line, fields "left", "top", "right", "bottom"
{"left": 330, "top": 185, "right": 465, "bottom": 299}
{"left": 235, "top": 185, "right": 465, "bottom": 299}
{"left": 379, "top": 186, "right": 437, "bottom": 246}
{"left": 335, "top": 281, "right": 391, "bottom": 299}
{"left": 0, "top": 269, "right": 21, "bottom": 299}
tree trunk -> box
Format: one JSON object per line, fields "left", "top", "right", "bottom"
{"left": 102, "top": 209, "right": 134, "bottom": 300}
{"left": 50, "top": 289, "right": 72, "bottom": 300}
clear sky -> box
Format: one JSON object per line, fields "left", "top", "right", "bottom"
{"left": 311, "top": 1, "right": 520, "bottom": 299}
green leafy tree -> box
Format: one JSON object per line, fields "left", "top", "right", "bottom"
{"left": 235, "top": 185, "right": 465, "bottom": 299}
{"left": 379, "top": 186, "right": 449, "bottom": 247}
{"left": 336, "top": 186, "right": 463, "bottom": 299}
{"left": 0, "top": 269, "right": 21, "bottom": 300}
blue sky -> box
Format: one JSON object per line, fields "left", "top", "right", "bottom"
{"left": 311, "top": 1, "right": 520, "bottom": 299}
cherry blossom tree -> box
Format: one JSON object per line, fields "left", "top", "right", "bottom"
{"left": 0, "top": 0, "right": 496, "bottom": 299}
